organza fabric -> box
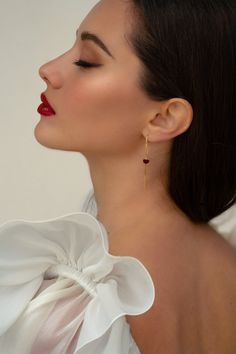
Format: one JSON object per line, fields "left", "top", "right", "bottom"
{"left": 0, "top": 211, "right": 155, "bottom": 354}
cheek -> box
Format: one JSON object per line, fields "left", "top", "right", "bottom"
{"left": 65, "top": 74, "right": 145, "bottom": 153}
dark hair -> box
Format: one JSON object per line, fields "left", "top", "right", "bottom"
{"left": 127, "top": 0, "right": 236, "bottom": 223}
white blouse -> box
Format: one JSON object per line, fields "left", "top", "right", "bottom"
{"left": 0, "top": 190, "right": 155, "bottom": 354}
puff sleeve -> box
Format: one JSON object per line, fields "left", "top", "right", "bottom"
{"left": 0, "top": 212, "right": 155, "bottom": 354}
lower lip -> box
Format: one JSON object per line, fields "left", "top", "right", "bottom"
{"left": 37, "top": 103, "right": 56, "bottom": 117}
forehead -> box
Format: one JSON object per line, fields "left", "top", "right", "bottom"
{"left": 78, "top": 0, "right": 133, "bottom": 52}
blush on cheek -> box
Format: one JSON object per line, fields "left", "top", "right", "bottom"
{"left": 55, "top": 74, "right": 147, "bottom": 153}
{"left": 75, "top": 87, "right": 142, "bottom": 152}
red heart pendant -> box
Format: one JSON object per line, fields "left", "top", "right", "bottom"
{"left": 143, "top": 159, "right": 150, "bottom": 164}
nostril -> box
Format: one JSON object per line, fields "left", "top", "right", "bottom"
{"left": 39, "top": 72, "right": 49, "bottom": 83}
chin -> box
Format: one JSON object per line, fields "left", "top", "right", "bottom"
{"left": 34, "top": 122, "right": 89, "bottom": 153}
{"left": 33, "top": 126, "right": 80, "bottom": 152}
{"left": 34, "top": 124, "right": 62, "bottom": 150}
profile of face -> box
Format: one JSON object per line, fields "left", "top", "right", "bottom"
{"left": 35, "top": 0, "right": 155, "bottom": 159}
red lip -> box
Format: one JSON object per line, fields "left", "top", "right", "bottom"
{"left": 37, "top": 93, "right": 56, "bottom": 116}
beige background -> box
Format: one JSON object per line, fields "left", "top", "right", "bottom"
{"left": 0, "top": 0, "right": 235, "bottom": 244}
{"left": 0, "top": 0, "right": 98, "bottom": 223}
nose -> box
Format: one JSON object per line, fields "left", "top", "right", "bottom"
{"left": 38, "top": 55, "right": 64, "bottom": 89}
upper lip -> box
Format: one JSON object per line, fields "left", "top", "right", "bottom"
{"left": 41, "top": 93, "right": 56, "bottom": 113}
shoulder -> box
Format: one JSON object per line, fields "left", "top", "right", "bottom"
{"left": 126, "top": 223, "right": 236, "bottom": 354}
{"left": 197, "top": 225, "right": 236, "bottom": 351}
{"left": 196, "top": 224, "right": 236, "bottom": 278}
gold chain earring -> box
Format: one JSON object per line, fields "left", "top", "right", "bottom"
{"left": 143, "top": 134, "right": 150, "bottom": 189}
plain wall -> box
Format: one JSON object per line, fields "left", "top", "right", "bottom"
{"left": 0, "top": 0, "right": 98, "bottom": 224}
{"left": 0, "top": 0, "right": 235, "bottom": 242}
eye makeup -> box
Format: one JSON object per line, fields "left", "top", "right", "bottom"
{"left": 73, "top": 59, "right": 101, "bottom": 69}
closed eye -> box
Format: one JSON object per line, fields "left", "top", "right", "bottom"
{"left": 73, "top": 59, "right": 101, "bottom": 69}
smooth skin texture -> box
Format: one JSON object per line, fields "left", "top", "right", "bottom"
{"left": 36, "top": 0, "right": 236, "bottom": 352}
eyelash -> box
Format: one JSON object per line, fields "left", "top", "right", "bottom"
{"left": 73, "top": 59, "right": 100, "bottom": 69}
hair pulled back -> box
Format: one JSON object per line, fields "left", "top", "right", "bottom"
{"left": 128, "top": 0, "right": 236, "bottom": 223}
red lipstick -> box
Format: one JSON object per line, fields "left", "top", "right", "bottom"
{"left": 37, "top": 93, "right": 56, "bottom": 117}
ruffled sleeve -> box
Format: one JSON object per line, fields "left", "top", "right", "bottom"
{"left": 0, "top": 212, "right": 155, "bottom": 354}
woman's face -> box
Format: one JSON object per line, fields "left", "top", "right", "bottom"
{"left": 35, "top": 0, "right": 152, "bottom": 157}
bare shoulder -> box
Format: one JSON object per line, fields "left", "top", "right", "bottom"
{"left": 198, "top": 224, "right": 236, "bottom": 309}
{"left": 195, "top": 225, "right": 236, "bottom": 352}
{"left": 126, "top": 223, "right": 236, "bottom": 354}
{"left": 196, "top": 223, "right": 236, "bottom": 278}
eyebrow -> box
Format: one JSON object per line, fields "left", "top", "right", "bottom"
{"left": 76, "top": 29, "right": 115, "bottom": 59}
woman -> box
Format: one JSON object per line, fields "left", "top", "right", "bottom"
{"left": 0, "top": 0, "right": 236, "bottom": 353}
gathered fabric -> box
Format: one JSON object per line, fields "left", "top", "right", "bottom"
{"left": 0, "top": 211, "right": 155, "bottom": 354}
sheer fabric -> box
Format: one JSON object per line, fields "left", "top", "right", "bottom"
{"left": 1, "top": 188, "right": 235, "bottom": 353}
{"left": 0, "top": 210, "right": 155, "bottom": 354}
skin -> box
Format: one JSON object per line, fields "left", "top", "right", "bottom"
{"left": 36, "top": 0, "right": 236, "bottom": 352}
{"left": 36, "top": 0, "right": 193, "bottom": 246}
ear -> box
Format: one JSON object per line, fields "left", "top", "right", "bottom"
{"left": 143, "top": 98, "right": 193, "bottom": 143}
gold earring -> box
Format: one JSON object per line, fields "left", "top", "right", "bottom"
{"left": 143, "top": 135, "right": 150, "bottom": 189}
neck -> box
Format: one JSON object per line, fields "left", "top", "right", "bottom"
{"left": 85, "top": 152, "right": 188, "bottom": 243}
